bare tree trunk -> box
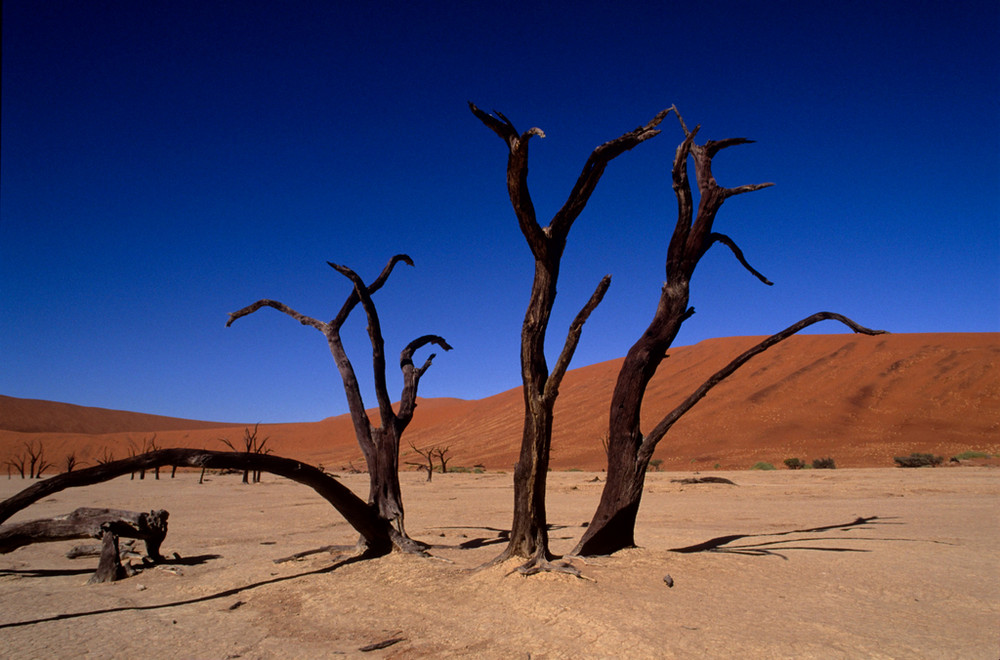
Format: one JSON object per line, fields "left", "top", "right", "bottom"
{"left": 227, "top": 256, "right": 450, "bottom": 553}
{"left": 573, "top": 111, "right": 884, "bottom": 556}
{"left": 433, "top": 447, "right": 451, "bottom": 474}
{"left": 407, "top": 442, "right": 437, "bottom": 482}
{"left": 470, "top": 103, "right": 668, "bottom": 571}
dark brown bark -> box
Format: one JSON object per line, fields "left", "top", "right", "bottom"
{"left": 407, "top": 442, "right": 436, "bottom": 482}
{"left": 89, "top": 526, "right": 126, "bottom": 584}
{"left": 573, "top": 112, "right": 885, "bottom": 556}
{"left": 433, "top": 447, "right": 451, "bottom": 474}
{"left": 227, "top": 256, "right": 450, "bottom": 548}
{"left": 0, "top": 507, "right": 169, "bottom": 561}
{"left": 0, "top": 448, "right": 399, "bottom": 556}
{"left": 471, "top": 103, "right": 669, "bottom": 565}
{"left": 220, "top": 424, "right": 269, "bottom": 484}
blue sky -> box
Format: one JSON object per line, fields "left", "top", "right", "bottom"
{"left": 2, "top": 1, "right": 997, "bottom": 423}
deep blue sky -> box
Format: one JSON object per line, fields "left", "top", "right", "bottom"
{"left": 2, "top": 1, "right": 997, "bottom": 423}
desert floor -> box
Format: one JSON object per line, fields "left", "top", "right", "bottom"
{"left": 1, "top": 467, "right": 997, "bottom": 659}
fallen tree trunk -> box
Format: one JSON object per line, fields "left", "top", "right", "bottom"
{"left": 0, "top": 448, "right": 399, "bottom": 555}
{"left": 0, "top": 507, "right": 169, "bottom": 560}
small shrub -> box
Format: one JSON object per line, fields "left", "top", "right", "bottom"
{"left": 647, "top": 459, "right": 664, "bottom": 472}
{"left": 783, "top": 457, "right": 806, "bottom": 470}
{"left": 751, "top": 461, "right": 775, "bottom": 470}
{"left": 812, "top": 457, "right": 837, "bottom": 469}
{"left": 894, "top": 453, "right": 943, "bottom": 468}
{"left": 951, "top": 450, "right": 991, "bottom": 461}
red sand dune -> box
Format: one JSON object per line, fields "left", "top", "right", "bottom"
{"left": 1, "top": 333, "right": 997, "bottom": 472}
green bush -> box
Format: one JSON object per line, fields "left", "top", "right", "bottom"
{"left": 751, "top": 461, "right": 775, "bottom": 470}
{"left": 783, "top": 457, "right": 806, "bottom": 470}
{"left": 647, "top": 458, "right": 664, "bottom": 472}
{"left": 951, "top": 450, "right": 992, "bottom": 460}
{"left": 894, "top": 453, "right": 943, "bottom": 468}
{"left": 812, "top": 457, "right": 837, "bottom": 469}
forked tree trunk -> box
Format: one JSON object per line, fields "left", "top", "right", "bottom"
{"left": 471, "top": 103, "right": 669, "bottom": 569}
{"left": 227, "top": 256, "right": 450, "bottom": 552}
{"left": 573, "top": 111, "right": 884, "bottom": 556}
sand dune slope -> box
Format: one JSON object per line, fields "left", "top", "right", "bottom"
{"left": 1, "top": 333, "right": 997, "bottom": 471}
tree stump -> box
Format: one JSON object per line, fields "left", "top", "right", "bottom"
{"left": 88, "top": 524, "right": 126, "bottom": 584}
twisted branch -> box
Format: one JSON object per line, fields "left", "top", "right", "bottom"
{"left": 638, "top": 313, "right": 887, "bottom": 462}
{"left": 545, "top": 275, "right": 612, "bottom": 405}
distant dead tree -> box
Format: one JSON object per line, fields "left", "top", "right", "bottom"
{"left": 128, "top": 435, "right": 160, "bottom": 480}
{"left": 220, "top": 424, "right": 271, "bottom": 483}
{"left": 433, "top": 446, "right": 452, "bottom": 474}
{"left": 227, "top": 255, "right": 451, "bottom": 554}
{"left": 406, "top": 442, "right": 436, "bottom": 482}
{"left": 96, "top": 447, "right": 116, "bottom": 465}
{"left": 63, "top": 452, "right": 82, "bottom": 473}
{"left": 5, "top": 451, "right": 28, "bottom": 479}
{"left": 16, "top": 441, "right": 52, "bottom": 479}
{"left": 572, "top": 110, "right": 884, "bottom": 556}
{"left": 470, "top": 102, "right": 668, "bottom": 575}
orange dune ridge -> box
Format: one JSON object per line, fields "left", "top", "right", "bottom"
{"left": 1, "top": 332, "right": 997, "bottom": 473}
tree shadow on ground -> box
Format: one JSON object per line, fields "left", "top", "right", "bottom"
{"left": 0, "top": 553, "right": 221, "bottom": 579}
{"left": 668, "top": 516, "right": 912, "bottom": 559}
{"left": 0, "top": 567, "right": 96, "bottom": 578}
{"left": 426, "top": 524, "right": 577, "bottom": 550}
{"left": 0, "top": 553, "right": 365, "bottom": 630}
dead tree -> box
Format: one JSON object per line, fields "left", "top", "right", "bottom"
{"left": 128, "top": 435, "right": 160, "bottom": 480}
{"left": 21, "top": 441, "right": 51, "bottom": 479}
{"left": 63, "top": 452, "right": 82, "bottom": 473}
{"left": 406, "top": 442, "right": 436, "bottom": 482}
{"left": 227, "top": 256, "right": 451, "bottom": 553}
{"left": 96, "top": 447, "right": 116, "bottom": 465}
{"left": 220, "top": 424, "right": 271, "bottom": 483}
{"left": 470, "top": 102, "right": 669, "bottom": 573}
{"left": 0, "top": 448, "right": 401, "bottom": 556}
{"left": 5, "top": 451, "right": 27, "bottom": 479}
{"left": 573, "top": 110, "right": 885, "bottom": 556}
{"left": 433, "top": 447, "right": 452, "bottom": 474}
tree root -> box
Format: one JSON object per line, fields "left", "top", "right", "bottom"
{"left": 506, "top": 556, "right": 591, "bottom": 580}
{"left": 473, "top": 547, "right": 593, "bottom": 580}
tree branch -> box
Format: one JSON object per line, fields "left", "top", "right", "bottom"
{"left": 331, "top": 254, "right": 414, "bottom": 328}
{"left": 469, "top": 102, "right": 547, "bottom": 256}
{"left": 723, "top": 182, "right": 774, "bottom": 199}
{"left": 708, "top": 233, "right": 773, "bottom": 285}
{"left": 550, "top": 108, "right": 672, "bottom": 241}
{"left": 397, "top": 335, "right": 453, "bottom": 426}
{"left": 0, "top": 449, "right": 392, "bottom": 552}
{"left": 226, "top": 300, "right": 327, "bottom": 332}
{"left": 638, "top": 313, "right": 886, "bottom": 462}
{"left": 544, "top": 275, "right": 612, "bottom": 405}
{"left": 328, "top": 262, "right": 395, "bottom": 430}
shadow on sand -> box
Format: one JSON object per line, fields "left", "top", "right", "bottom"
{"left": 0, "top": 552, "right": 365, "bottom": 630}
{"left": 667, "top": 515, "right": 916, "bottom": 559}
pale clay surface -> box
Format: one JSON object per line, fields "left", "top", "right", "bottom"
{"left": 1, "top": 468, "right": 997, "bottom": 658}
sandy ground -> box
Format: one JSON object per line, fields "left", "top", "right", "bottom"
{"left": 0, "top": 467, "right": 997, "bottom": 659}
